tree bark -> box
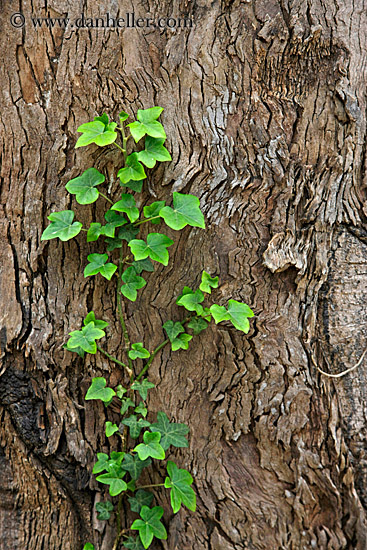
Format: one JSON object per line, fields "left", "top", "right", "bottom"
{"left": 1, "top": 0, "right": 367, "bottom": 549}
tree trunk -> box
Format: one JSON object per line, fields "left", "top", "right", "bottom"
{"left": 1, "top": 1, "right": 367, "bottom": 549}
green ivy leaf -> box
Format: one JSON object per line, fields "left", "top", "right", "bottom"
{"left": 128, "top": 490, "right": 154, "bottom": 513}
{"left": 87, "top": 222, "right": 103, "bottom": 242}
{"left": 85, "top": 377, "right": 116, "bottom": 402}
{"left": 116, "top": 385, "right": 127, "bottom": 399}
{"left": 176, "top": 288, "right": 205, "bottom": 315}
{"left": 76, "top": 119, "right": 117, "bottom": 148}
{"left": 135, "top": 403, "right": 148, "bottom": 417}
{"left": 187, "top": 317, "right": 208, "bottom": 335}
{"left": 111, "top": 194, "right": 140, "bottom": 223}
{"left": 149, "top": 412, "right": 189, "bottom": 450}
{"left": 83, "top": 544, "right": 95, "bottom": 550}
{"left": 120, "top": 179, "right": 144, "bottom": 193}
{"left": 129, "top": 343, "right": 150, "bottom": 360}
{"left": 122, "top": 536, "right": 145, "bottom": 550}
{"left": 162, "top": 320, "right": 185, "bottom": 342}
{"left": 106, "top": 422, "right": 119, "bottom": 437}
{"left": 131, "top": 379, "right": 155, "bottom": 401}
{"left": 92, "top": 453, "right": 110, "bottom": 474}
{"left": 96, "top": 471, "right": 127, "bottom": 496}
{"left": 143, "top": 200, "right": 165, "bottom": 224}
{"left": 83, "top": 311, "right": 109, "bottom": 329}
{"left": 121, "top": 454, "right": 152, "bottom": 481}
{"left": 171, "top": 333, "right": 192, "bottom": 351}
{"left": 160, "top": 193, "right": 205, "bottom": 230}
{"left": 164, "top": 461, "right": 196, "bottom": 513}
{"left": 121, "top": 267, "right": 146, "bottom": 302}
{"left": 67, "top": 322, "right": 105, "bottom": 354}
{"left": 210, "top": 300, "right": 254, "bottom": 333}
{"left": 199, "top": 271, "right": 219, "bottom": 294}
{"left": 120, "top": 398, "right": 135, "bottom": 415}
{"left": 118, "top": 153, "right": 146, "bottom": 183}
{"left": 129, "top": 233, "right": 174, "bottom": 266}
{"left": 65, "top": 168, "right": 105, "bottom": 204}
{"left": 131, "top": 506, "right": 167, "bottom": 549}
{"left": 128, "top": 107, "right": 166, "bottom": 143}
{"left": 134, "top": 432, "right": 165, "bottom": 461}
{"left": 41, "top": 210, "right": 82, "bottom": 242}
{"left": 137, "top": 137, "right": 171, "bottom": 168}
{"left": 95, "top": 113, "right": 109, "bottom": 126}
{"left": 120, "top": 415, "right": 151, "bottom": 439}
{"left": 84, "top": 253, "right": 117, "bottom": 280}
{"left": 131, "top": 258, "right": 154, "bottom": 274}
{"left": 95, "top": 500, "right": 114, "bottom": 521}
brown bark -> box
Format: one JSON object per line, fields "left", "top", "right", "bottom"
{"left": 1, "top": 0, "right": 367, "bottom": 549}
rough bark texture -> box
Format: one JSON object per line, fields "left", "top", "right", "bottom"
{"left": 1, "top": 0, "right": 367, "bottom": 549}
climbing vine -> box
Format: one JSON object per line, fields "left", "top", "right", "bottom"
{"left": 41, "top": 107, "right": 254, "bottom": 550}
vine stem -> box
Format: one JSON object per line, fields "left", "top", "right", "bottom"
{"left": 134, "top": 215, "right": 160, "bottom": 227}
{"left": 312, "top": 347, "right": 367, "bottom": 378}
{"left": 99, "top": 191, "right": 113, "bottom": 205}
{"left": 135, "top": 316, "right": 194, "bottom": 381}
{"left": 136, "top": 482, "right": 165, "bottom": 489}
{"left": 136, "top": 339, "right": 169, "bottom": 381}
{"left": 113, "top": 141, "right": 126, "bottom": 154}
{"left": 96, "top": 345, "right": 130, "bottom": 373}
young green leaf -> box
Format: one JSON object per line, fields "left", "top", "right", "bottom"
{"left": 199, "top": 271, "right": 219, "bottom": 294}
{"left": 122, "top": 536, "right": 145, "bottom": 550}
{"left": 119, "top": 110, "right": 129, "bottom": 123}
{"left": 137, "top": 136, "right": 171, "bottom": 168}
{"left": 128, "top": 107, "right": 166, "bottom": 143}
{"left": 105, "top": 422, "right": 119, "bottom": 437}
{"left": 171, "top": 333, "right": 192, "bottom": 351}
{"left": 121, "top": 454, "right": 152, "bottom": 481}
{"left": 160, "top": 192, "right": 205, "bottom": 230}
{"left": 116, "top": 384, "right": 127, "bottom": 399}
{"left": 111, "top": 194, "right": 140, "bottom": 223}
{"left": 133, "top": 432, "right": 165, "bottom": 461}
{"left": 164, "top": 461, "right": 196, "bottom": 513}
{"left": 131, "top": 379, "right": 155, "bottom": 401}
{"left": 87, "top": 222, "right": 103, "bottom": 242}
{"left": 143, "top": 200, "right": 165, "bottom": 224}
{"left": 131, "top": 505, "right": 167, "bottom": 549}
{"left": 83, "top": 544, "right": 95, "bottom": 550}
{"left": 149, "top": 412, "right": 189, "bottom": 450}
{"left": 120, "top": 415, "right": 151, "bottom": 439}
{"left": 128, "top": 490, "right": 154, "bottom": 513}
{"left": 187, "top": 317, "right": 208, "bottom": 335}
{"left": 67, "top": 322, "right": 106, "bottom": 354}
{"left": 176, "top": 288, "right": 205, "bottom": 315}
{"left": 65, "top": 168, "right": 105, "bottom": 204}
{"left": 121, "top": 267, "right": 146, "bottom": 302}
{"left": 76, "top": 119, "right": 117, "bottom": 148}
{"left": 120, "top": 397, "right": 135, "bottom": 415}
{"left": 95, "top": 500, "right": 114, "bottom": 521}
{"left": 93, "top": 452, "right": 110, "bottom": 474}
{"left": 210, "top": 300, "right": 254, "bottom": 333}
{"left": 129, "top": 233, "right": 174, "bottom": 266}
{"left": 84, "top": 253, "right": 117, "bottom": 280}
{"left": 129, "top": 343, "right": 150, "bottom": 360}
{"left": 95, "top": 113, "right": 109, "bottom": 126}
{"left": 41, "top": 210, "right": 83, "bottom": 242}
{"left": 118, "top": 153, "right": 146, "bottom": 183}
{"left": 85, "top": 377, "right": 116, "bottom": 403}
{"left": 135, "top": 403, "right": 148, "bottom": 417}
{"left": 83, "top": 312, "right": 109, "bottom": 329}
